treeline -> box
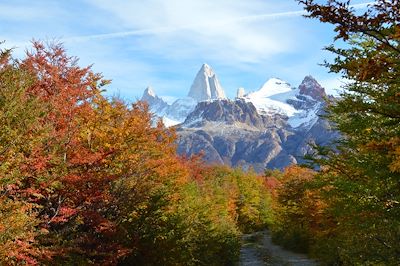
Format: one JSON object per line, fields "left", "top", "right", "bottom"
{"left": 268, "top": 1, "right": 400, "bottom": 265}
{"left": 0, "top": 42, "right": 271, "bottom": 265}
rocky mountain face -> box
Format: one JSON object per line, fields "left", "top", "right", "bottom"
{"left": 176, "top": 99, "right": 289, "bottom": 172}
{"left": 299, "top": 75, "right": 326, "bottom": 101}
{"left": 141, "top": 64, "right": 338, "bottom": 172}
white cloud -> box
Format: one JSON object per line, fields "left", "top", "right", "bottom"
{"left": 2, "top": 0, "right": 375, "bottom": 100}
{"left": 73, "top": 0, "right": 375, "bottom": 67}
{"left": 80, "top": 0, "right": 304, "bottom": 65}
{"left": 65, "top": 10, "right": 307, "bottom": 43}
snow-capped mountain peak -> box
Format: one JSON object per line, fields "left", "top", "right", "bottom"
{"left": 141, "top": 86, "right": 158, "bottom": 101}
{"left": 201, "top": 63, "right": 213, "bottom": 76}
{"left": 145, "top": 86, "right": 156, "bottom": 97}
{"left": 142, "top": 64, "right": 227, "bottom": 127}
{"left": 242, "top": 76, "right": 327, "bottom": 130}
{"left": 188, "top": 63, "right": 227, "bottom": 102}
{"left": 253, "top": 78, "right": 292, "bottom": 98}
{"left": 244, "top": 78, "right": 296, "bottom": 117}
{"left": 140, "top": 86, "right": 170, "bottom": 120}
{"left": 141, "top": 67, "right": 328, "bottom": 131}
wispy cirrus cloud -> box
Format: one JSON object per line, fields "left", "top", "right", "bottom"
{"left": 68, "top": 1, "right": 376, "bottom": 43}
{"left": 1, "top": 0, "right": 376, "bottom": 99}
{"left": 79, "top": 0, "right": 303, "bottom": 65}
{"left": 65, "top": 10, "right": 306, "bottom": 43}
{"left": 69, "top": 0, "right": 376, "bottom": 67}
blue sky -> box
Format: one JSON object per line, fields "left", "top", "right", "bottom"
{"left": 1, "top": 0, "right": 374, "bottom": 102}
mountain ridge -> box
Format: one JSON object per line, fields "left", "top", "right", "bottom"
{"left": 141, "top": 64, "right": 337, "bottom": 171}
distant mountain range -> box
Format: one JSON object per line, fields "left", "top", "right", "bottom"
{"left": 141, "top": 64, "right": 338, "bottom": 172}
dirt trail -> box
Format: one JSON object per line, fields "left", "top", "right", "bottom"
{"left": 239, "top": 230, "right": 318, "bottom": 266}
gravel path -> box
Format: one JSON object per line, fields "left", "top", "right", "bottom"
{"left": 239, "top": 230, "right": 318, "bottom": 266}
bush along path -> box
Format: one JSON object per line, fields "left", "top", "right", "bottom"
{"left": 239, "top": 231, "right": 318, "bottom": 266}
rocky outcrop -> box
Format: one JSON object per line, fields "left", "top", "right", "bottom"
{"left": 299, "top": 75, "right": 326, "bottom": 101}
{"left": 182, "top": 99, "right": 278, "bottom": 129}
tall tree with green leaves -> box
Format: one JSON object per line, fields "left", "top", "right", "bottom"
{"left": 297, "top": 0, "right": 400, "bottom": 264}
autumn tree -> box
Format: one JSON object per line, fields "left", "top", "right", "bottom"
{"left": 17, "top": 43, "right": 192, "bottom": 264}
{"left": 269, "top": 166, "right": 330, "bottom": 254}
{"left": 0, "top": 46, "right": 48, "bottom": 264}
{"left": 0, "top": 42, "right": 143, "bottom": 264}
{"left": 297, "top": 0, "right": 400, "bottom": 264}
{"left": 168, "top": 164, "right": 271, "bottom": 265}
